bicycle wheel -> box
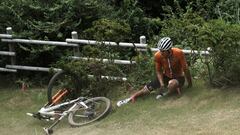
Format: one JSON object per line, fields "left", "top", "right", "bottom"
{"left": 68, "top": 97, "right": 111, "bottom": 126}
{"left": 47, "top": 70, "right": 82, "bottom": 104}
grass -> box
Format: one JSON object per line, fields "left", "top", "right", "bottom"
{"left": 0, "top": 81, "right": 240, "bottom": 135}
{"left": 0, "top": 87, "right": 49, "bottom": 135}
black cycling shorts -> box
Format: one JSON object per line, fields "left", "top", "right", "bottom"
{"left": 146, "top": 75, "right": 185, "bottom": 91}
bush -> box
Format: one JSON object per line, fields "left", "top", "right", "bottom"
{"left": 197, "top": 20, "right": 240, "bottom": 87}
{"left": 54, "top": 58, "right": 125, "bottom": 97}
{"left": 158, "top": 10, "right": 240, "bottom": 87}
{"left": 127, "top": 50, "right": 155, "bottom": 89}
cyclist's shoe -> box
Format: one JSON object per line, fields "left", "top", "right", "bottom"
{"left": 156, "top": 92, "right": 168, "bottom": 100}
{"left": 116, "top": 98, "right": 131, "bottom": 107}
{"left": 156, "top": 94, "right": 163, "bottom": 100}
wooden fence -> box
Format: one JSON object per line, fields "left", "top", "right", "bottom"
{"left": 0, "top": 27, "right": 209, "bottom": 80}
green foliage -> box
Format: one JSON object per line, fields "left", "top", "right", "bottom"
{"left": 158, "top": 10, "right": 240, "bottom": 87}
{"left": 55, "top": 59, "right": 125, "bottom": 96}
{"left": 216, "top": 0, "right": 240, "bottom": 23}
{"left": 160, "top": 11, "right": 205, "bottom": 50}
{"left": 197, "top": 20, "right": 240, "bottom": 86}
{"left": 1, "top": 0, "right": 239, "bottom": 88}
{"left": 0, "top": 0, "right": 111, "bottom": 38}
{"left": 82, "top": 18, "right": 137, "bottom": 61}
{"left": 188, "top": 0, "right": 219, "bottom": 19}
{"left": 127, "top": 51, "right": 155, "bottom": 88}
{"left": 110, "top": 0, "right": 162, "bottom": 41}
{"left": 83, "top": 19, "right": 131, "bottom": 42}
{"left": 0, "top": 0, "right": 117, "bottom": 84}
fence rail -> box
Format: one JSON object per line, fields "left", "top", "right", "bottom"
{"left": 66, "top": 39, "right": 147, "bottom": 48}
{"left": 6, "top": 65, "right": 61, "bottom": 72}
{"left": 0, "top": 67, "right": 17, "bottom": 72}
{"left": 2, "top": 39, "right": 78, "bottom": 47}
{"left": 0, "top": 27, "right": 210, "bottom": 81}
{"left": 0, "top": 34, "right": 12, "bottom": 39}
{"left": 70, "top": 56, "right": 136, "bottom": 65}
{"left": 0, "top": 51, "right": 15, "bottom": 56}
{"left": 5, "top": 65, "right": 127, "bottom": 81}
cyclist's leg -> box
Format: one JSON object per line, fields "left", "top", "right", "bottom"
{"left": 117, "top": 77, "right": 165, "bottom": 106}
{"left": 130, "top": 77, "right": 160, "bottom": 102}
{"left": 130, "top": 86, "right": 150, "bottom": 102}
{"left": 167, "top": 76, "right": 185, "bottom": 95}
{"left": 167, "top": 79, "right": 180, "bottom": 94}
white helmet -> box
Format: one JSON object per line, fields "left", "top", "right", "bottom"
{"left": 157, "top": 37, "right": 172, "bottom": 51}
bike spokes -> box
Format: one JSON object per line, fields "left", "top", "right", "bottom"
{"left": 68, "top": 97, "right": 111, "bottom": 126}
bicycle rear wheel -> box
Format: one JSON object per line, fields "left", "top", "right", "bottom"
{"left": 68, "top": 97, "right": 111, "bottom": 126}
{"left": 47, "top": 70, "right": 82, "bottom": 104}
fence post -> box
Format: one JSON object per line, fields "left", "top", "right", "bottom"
{"left": 140, "top": 36, "right": 146, "bottom": 44}
{"left": 71, "top": 31, "right": 80, "bottom": 57}
{"left": 6, "top": 27, "right": 16, "bottom": 65}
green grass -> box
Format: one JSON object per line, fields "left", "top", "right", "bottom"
{"left": 0, "top": 87, "right": 48, "bottom": 135}
{"left": 0, "top": 81, "right": 240, "bottom": 135}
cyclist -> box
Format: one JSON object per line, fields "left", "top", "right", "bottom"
{"left": 117, "top": 37, "right": 192, "bottom": 106}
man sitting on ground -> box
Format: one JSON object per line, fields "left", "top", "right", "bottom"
{"left": 117, "top": 37, "right": 192, "bottom": 107}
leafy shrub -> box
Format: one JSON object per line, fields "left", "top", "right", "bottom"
{"left": 127, "top": 50, "right": 155, "bottom": 89}
{"left": 215, "top": 0, "right": 240, "bottom": 23}
{"left": 197, "top": 20, "right": 240, "bottom": 86}
{"left": 83, "top": 19, "right": 131, "bottom": 42}
{"left": 54, "top": 58, "right": 125, "bottom": 97}
{"left": 160, "top": 11, "right": 240, "bottom": 87}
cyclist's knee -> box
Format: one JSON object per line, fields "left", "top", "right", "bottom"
{"left": 168, "top": 79, "right": 179, "bottom": 92}
{"left": 143, "top": 85, "right": 150, "bottom": 93}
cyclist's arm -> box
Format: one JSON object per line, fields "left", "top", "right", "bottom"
{"left": 179, "top": 51, "right": 192, "bottom": 87}
{"left": 156, "top": 67, "right": 164, "bottom": 87}
{"left": 184, "top": 68, "right": 192, "bottom": 88}
{"left": 154, "top": 54, "right": 165, "bottom": 87}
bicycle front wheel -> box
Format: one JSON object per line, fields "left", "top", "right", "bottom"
{"left": 68, "top": 97, "right": 111, "bottom": 126}
{"left": 47, "top": 70, "right": 81, "bottom": 104}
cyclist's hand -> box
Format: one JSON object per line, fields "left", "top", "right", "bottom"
{"left": 160, "top": 85, "right": 165, "bottom": 90}
{"left": 176, "top": 87, "right": 181, "bottom": 95}
{"left": 157, "top": 85, "right": 165, "bottom": 95}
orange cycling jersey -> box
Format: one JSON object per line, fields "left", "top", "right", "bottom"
{"left": 154, "top": 48, "right": 188, "bottom": 78}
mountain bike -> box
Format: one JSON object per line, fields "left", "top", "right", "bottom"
{"left": 27, "top": 70, "right": 112, "bottom": 135}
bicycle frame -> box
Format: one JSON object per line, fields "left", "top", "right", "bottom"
{"left": 39, "top": 97, "right": 87, "bottom": 117}
{"left": 27, "top": 96, "right": 91, "bottom": 135}
{"left": 27, "top": 95, "right": 111, "bottom": 135}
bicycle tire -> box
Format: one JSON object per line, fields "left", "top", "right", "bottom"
{"left": 47, "top": 70, "right": 81, "bottom": 103}
{"left": 68, "top": 97, "right": 111, "bottom": 127}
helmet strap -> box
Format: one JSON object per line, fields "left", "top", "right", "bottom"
{"left": 167, "top": 49, "right": 173, "bottom": 57}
